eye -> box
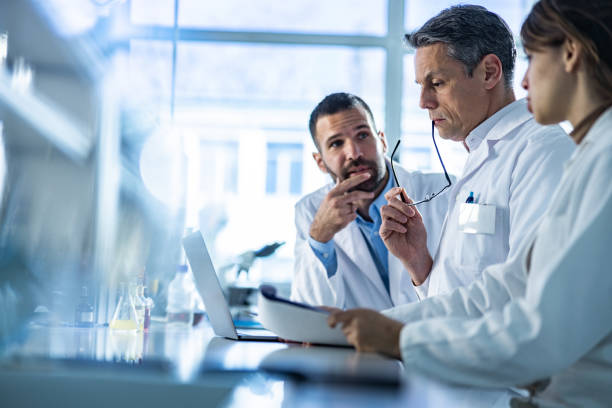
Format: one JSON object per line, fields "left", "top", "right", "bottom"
{"left": 357, "top": 132, "right": 369, "bottom": 140}
{"left": 432, "top": 80, "right": 444, "bottom": 88}
{"left": 329, "top": 140, "right": 342, "bottom": 148}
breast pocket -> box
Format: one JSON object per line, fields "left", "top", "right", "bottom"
{"left": 453, "top": 204, "right": 508, "bottom": 282}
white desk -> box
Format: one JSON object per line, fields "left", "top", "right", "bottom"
{"left": 0, "top": 322, "right": 517, "bottom": 408}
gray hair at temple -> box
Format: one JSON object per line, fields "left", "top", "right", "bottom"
{"left": 405, "top": 5, "right": 517, "bottom": 89}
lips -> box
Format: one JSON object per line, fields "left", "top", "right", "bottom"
{"left": 347, "top": 166, "right": 371, "bottom": 176}
{"left": 341, "top": 158, "right": 378, "bottom": 184}
{"left": 343, "top": 161, "right": 381, "bottom": 192}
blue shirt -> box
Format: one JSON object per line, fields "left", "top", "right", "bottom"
{"left": 308, "top": 170, "right": 394, "bottom": 293}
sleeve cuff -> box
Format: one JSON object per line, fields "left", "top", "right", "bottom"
{"left": 308, "top": 236, "right": 338, "bottom": 278}
{"left": 413, "top": 274, "right": 430, "bottom": 301}
{"left": 308, "top": 235, "right": 334, "bottom": 252}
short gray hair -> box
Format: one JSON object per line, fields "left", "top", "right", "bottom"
{"left": 406, "top": 5, "right": 517, "bottom": 88}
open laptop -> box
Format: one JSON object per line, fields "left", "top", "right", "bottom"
{"left": 182, "top": 230, "right": 279, "bottom": 341}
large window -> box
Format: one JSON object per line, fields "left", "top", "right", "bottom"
{"left": 178, "top": 0, "right": 387, "bottom": 35}
{"left": 123, "top": 0, "right": 536, "bottom": 284}
{"left": 266, "top": 143, "right": 304, "bottom": 196}
{"left": 199, "top": 140, "right": 239, "bottom": 195}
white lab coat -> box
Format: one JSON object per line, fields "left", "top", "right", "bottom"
{"left": 420, "top": 99, "right": 575, "bottom": 298}
{"left": 384, "top": 107, "right": 612, "bottom": 407}
{"left": 291, "top": 159, "right": 451, "bottom": 309}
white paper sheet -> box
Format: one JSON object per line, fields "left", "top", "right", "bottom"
{"left": 257, "top": 293, "right": 349, "bottom": 346}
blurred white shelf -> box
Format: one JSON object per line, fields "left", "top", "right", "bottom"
{"left": 0, "top": 69, "right": 93, "bottom": 161}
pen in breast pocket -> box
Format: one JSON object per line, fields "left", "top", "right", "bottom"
{"left": 465, "top": 191, "right": 475, "bottom": 204}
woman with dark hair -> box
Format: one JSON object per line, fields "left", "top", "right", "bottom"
{"left": 329, "top": 1, "right": 612, "bottom": 405}
{"left": 521, "top": 0, "right": 612, "bottom": 140}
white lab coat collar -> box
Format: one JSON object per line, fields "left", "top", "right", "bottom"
{"left": 464, "top": 99, "right": 531, "bottom": 152}
{"left": 334, "top": 221, "right": 391, "bottom": 304}
{"left": 460, "top": 99, "right": 531, "bottom": 180}
{"left": 583, "top": 106, "right": 612, "bottom": 147}
{"left": 564, "top": 106, "right": 612, "bottom": 169}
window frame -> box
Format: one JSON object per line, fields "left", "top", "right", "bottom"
{"left": 122, "top": 0, "right": 406, "bottom": 150}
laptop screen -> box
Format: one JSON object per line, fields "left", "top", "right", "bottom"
{"left": 182, "top": 231, "right": 238, "bottom": 339}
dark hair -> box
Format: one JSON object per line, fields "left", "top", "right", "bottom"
{"left": 308, "top": 92, "right": 377, "bottom": 149}
{"left": 405, "top": 5, "right": 516, "bottom": 88}
{"left": 521, "top": 0, "right": 612, "bottom": 101}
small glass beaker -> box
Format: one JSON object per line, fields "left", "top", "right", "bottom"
{"left": 110, "top": 282, "right": 138, "bottom": 331}
{"left": 130, "top": 282, "right": 145, "bottom": 331}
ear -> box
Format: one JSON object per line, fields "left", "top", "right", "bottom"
{"left": 563, "top": 37, "right": 582, "bottom": 73}
{"left": 312, "top": 152, "right": 328, "bottom": 174}
{"left": 378, "top": 131, "right": 388, "bottom": 154}
{"left": 480, "top": 54, "right": 503, "bottom": 90}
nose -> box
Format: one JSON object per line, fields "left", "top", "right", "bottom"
{"left": 419, "top": 87, "right": 438, "bottom": 110}
{"left": 344, "top": 139, "right": 362, "bottom": 161}
{"left": 521, "top": 66, "right": 529, "bottom": 91}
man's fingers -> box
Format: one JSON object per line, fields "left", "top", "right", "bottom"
{"left": 386, "top": 200, "right": 416, "bottom": 218}
{"left": 328, "top": 310, "right": 353, "bottom": 328}
{"left": 384, "top": 187, "right": 405, "bottom": 201}
{"left": 381, "top": 219, "right": 407, "bottom": 234}
{"left": 339, "top": 190, "right": 375, "bottom": 205}
{"left": 334, "top": 173, "right": 372, "bottom": 194}
{"left": 381, "top": 205, "right": 408, "bottom": 224}
{"left": 328, "top": 312, "right": 340, "bottom": 328}
{"left": 319, "top": 306, "right": 342, "bottom": 314}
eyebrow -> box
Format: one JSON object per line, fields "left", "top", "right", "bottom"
{"left": 323, "top": 124, "right": 371, "bottom": 145}
{"left": 415, "top": 70, "right": 445, "bottom": 85}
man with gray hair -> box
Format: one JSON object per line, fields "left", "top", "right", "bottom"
{"left": 329, "top": 4, "right": 575, "bottom": 358}
{"left": 374, "top": 4, "right": 575, "bottom": 299}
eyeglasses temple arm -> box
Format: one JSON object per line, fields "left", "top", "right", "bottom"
{"left": 390, "top": 140, "right": 407, "bottom": 203}
{"left": 431, "top": 120, "right": 453, "bottom": 187}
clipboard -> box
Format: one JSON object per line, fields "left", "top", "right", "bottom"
{"left": 257, "top": 285, "right": 350, "bottom": 347}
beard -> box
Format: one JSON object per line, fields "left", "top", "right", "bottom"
{"left": 328, "top": 157, "right": 386, "bottom": 193}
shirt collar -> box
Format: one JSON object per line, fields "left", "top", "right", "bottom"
{"left": 464, "top": 99, "right": 531, "bottom": 152}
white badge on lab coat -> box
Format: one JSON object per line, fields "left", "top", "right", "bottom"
{"left": 458, "top": 203, "right": 496, "bottom": 235}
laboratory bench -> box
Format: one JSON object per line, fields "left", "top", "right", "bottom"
{"left": 0, "top": 321, "right": 516, "bottom": 408}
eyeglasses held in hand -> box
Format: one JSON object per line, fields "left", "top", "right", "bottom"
{"left": 390, "top": 121, "right": 452, "bottom": 206}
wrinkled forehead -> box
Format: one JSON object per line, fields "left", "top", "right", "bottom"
{"left": 414, "top": 43, "right": 467, "bottom": 83}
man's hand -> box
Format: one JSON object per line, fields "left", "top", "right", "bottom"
{"left": 328, "top": 309, "right": 403, "bottom": 359}
{"left": 309, "top": 173, "right": 375, "bottom": 243}
{"left": 318, "top": 305, "right": 343, "bottom": 314}
{"left": 380, "top": 187, "right": 432, "bottom": 285}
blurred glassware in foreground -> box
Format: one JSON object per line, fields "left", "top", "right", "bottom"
{"left": 110, "top": 282, "right": 138, "bottom": 331}
{"left": 74, "top": 286, "right": 94, "bottom": 328}
{"left": 11, "top": 57, "right": 33, "bottom": 92}
{"left": 166, "top": 264, "right": 194, "bottom": 327}
{"left": 142, "top": 286, "right": 154, "bottom": 330}
{"left": 131, "top": 282, "right": 145, "bottom": 330}
{"left": 0, "top": 31, "right": 7, "bottom": 67}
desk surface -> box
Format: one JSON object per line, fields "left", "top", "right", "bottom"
{"left": 0, "top": 322, "right": 516, "bottom": 408}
